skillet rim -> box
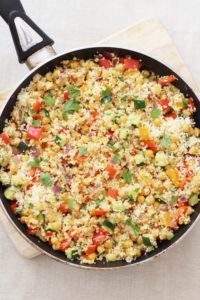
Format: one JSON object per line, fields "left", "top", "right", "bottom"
{"left": 0, "top": 45, "right": 200, "bottom": 270}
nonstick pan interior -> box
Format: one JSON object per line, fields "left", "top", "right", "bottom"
{"left": 0, "top": 46, "right": 199, "bottom": 269}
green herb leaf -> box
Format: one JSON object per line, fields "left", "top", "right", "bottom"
{"left": 142, "top": 236, "right": 152, "bottom": 246}
{"left": 77, "top": 147, "right": 87, "bottom": 158}
{"left": 126, "top": 219, "right": 140, "bottom": 235}
{"left": 150, "top": 107, "right": 161, "bottom": 119}
{"left": 15, "top": 208, "right": 23, "bottom": 214}
{"left": 159, "top": 134, "right": 171, "bottom": 148}
{"left": 55, "top": 135, "right": 61, "bottom": 146}
{"left": 67, "top": 86, "right": 80, "bottom": 99}
{"left": 118, "top": 76, "right": 124, "bottom": 82}
{"left": 133, "top": 96, "right": 146, "bottom": 109}
{"left": 62, "top": 112, "right": 68, "bottom": 120}
{"left": 95, "top": 199, "right": 103, "bottom": 205}
{"left": 22, "top": 113, "right": 28, "bottom": 121}
{"left": 108, "top": 140, "right": 115, "bottom": 148}
{"left": 64, "top": 99, "right": 81, "bottom": 112}
{"left": 121, "top": 95, "right": 128, "bottom": 101}
{"left": 68, "top": 199, "right": 74, "bottom": 209}
{"left": 113, "top": 153, "right": 120, "bottom": 163}
{"left": 40, "top": 172, "right": 53, "bottom": 186}
{"left": 43, "top": 96, "right": 55, "bottom": 107}
{"left": 32, "top": 120, "right": 41, "bottom": 127}
{"left": 28, "top": 158, "right": 41, "bottom": 167}
{"left": 101, "top": 88, "right": 111, "bottom": 104}
{"left": 122, "top": 172, "right": 132, "bottom": 184}
{"left": 182, "top": 98, "right": 188, "bottom": 107}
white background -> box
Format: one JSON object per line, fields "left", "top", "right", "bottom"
{"left": 0, "top": 0, "right": 200, "bottom": 299}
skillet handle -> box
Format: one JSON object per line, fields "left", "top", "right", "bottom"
{"left": 0, "top": 0, "right": 55, "bottom": 64}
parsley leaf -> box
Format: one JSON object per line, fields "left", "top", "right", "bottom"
{"left": 159, "top": 134, "right": 170, "bottom": 148}
{"left": 67, "top": 86, "right": 80, "bottom": 99}
{"left": 28, "top": 158, "right": 41, "bottom": 167}
{"left": 151, "top": 107, "right": 161, "bottom": 119}
{"left": 122, "top": 172, "right": 132, "bottom": 184}
{"left": 40, "top": 172, "right": 53, "bottom": 186}
{"left": 43, "top": 96, "right": 55, "bottom": 107}
{"left": 64, "top": 100, "right": 81, "bottom": 112}
{"left": 101, "top": 88, "right": 111, "bottom": 104}
{"left": 77, "top": 147, "right": 87, "bottom": 158}
{"left": 182, "top": 98, "right": 188, "bottom": 107}
{"left": 68, "top": 199, "right": 74, "bottom": 209}
{"left": 126, "top": 219, "right": 140, "bottom": 235}
{"left": 113, "top": 153, "right": 120, "bottom": 163}
{"left": 32, "top": 120, "right": 41, "bottom": 127}
{"left": 142, "top": 236, "right": 152, "bottom": 246}
{"left": 55, "top": 135, "right": 61, "bottom": 145}
{"left": 118, "top": 76, "right": 124, "bottom": 82}
{"left": 62, "top": 112, "right": 68, "bottom": 120}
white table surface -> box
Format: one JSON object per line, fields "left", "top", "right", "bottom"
{"left": 0, "top": 0, "right": 200, "bottom": 299}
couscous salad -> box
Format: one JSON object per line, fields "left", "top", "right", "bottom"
{"left": 0, "top": 53, "right": 199, "bottom": 263}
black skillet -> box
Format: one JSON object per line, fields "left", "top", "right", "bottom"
{"left": 0, "top": 0, "right": 199, "bottom": 270}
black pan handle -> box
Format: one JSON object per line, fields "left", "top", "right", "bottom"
{"left": 0, "top": 0, "right": 54, "bottom": 63}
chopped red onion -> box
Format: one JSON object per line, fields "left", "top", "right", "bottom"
{"left": 31, "top": 147, "right": 40, "bottom": 157}
{"left": 53, "top": 185, "right": 61, "bottom": 194}
{"left": 65, "top": 144, "right": 71, "bottom": 153}
{"left": 108, "top": 157, "right": 115, "bottom": 165}
{"left": 88, "top": 132, "right": 95, "bottom": 138}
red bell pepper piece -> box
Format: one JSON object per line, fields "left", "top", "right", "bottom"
{"left": 141, "top": 140, "right": 158, "bottom": 152}
{"left": 27, "top": 127, "right": 42, "bottom": 140}
{"left": 158, "top": 75, "right": 176, "bottom": 86}
{"left": 165, "top": 112, "right": 177, "bottom": 119}
{"left": 0, "top": 132, "right": 10, "bottom": 144}
{"left": 60, "top": 240, "right": 70, "bottom": 252}
{"left": 99, "top": 58, "right": 111, "bottom": 68}
{"left": 10, "top": 202, "right": 18, "bottom": 213}
{"left": 124, "top": 58, "right": 140, "bottom": 70}
{"left": 63, "top": 91, "right": 70, "bottom": 100}
{"left": 159, "top": 98, "right": 171, "bottom": 114}
{"left": 90, "top": 209, "right": 107, "bottom": 217}
{"left": 86, "top": 245, "right": 97, "bottom": 255}
{"left": 93, "top": 228, "right": 108, "bottom": 245}
{"left": 187, "top": 98, "right": 196, "bottom": 111}
{"left": 27, "top": 225, "right": 38, "bottom": 235}
{"left": 45, "top": 231, "right": 54, "bottom": 237}
{"left": 59, "top": 203, "right": 68, "bottom": 214}
{"left": 105, "top": 165, "right": 117, "bottom": 179}
{"left": 33, "top": 99, "right": 42, "bottom": 112}
{"left": 107, "top": 188, "right": 118, "bottom": 199}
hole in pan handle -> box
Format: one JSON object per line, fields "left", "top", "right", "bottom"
{"left": 0, "top": 0, "right": 56, "bottom": 68}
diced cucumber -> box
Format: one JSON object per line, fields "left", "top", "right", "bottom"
{"left": 188, "top": 194, "right": 199, "bottom": 206}
{"left": 128, "top": 185, "right": 140, "bottom": 201}
{"left": 102, "top": 220, "right": 115, "bottom": 233}
{"left": 167, "top": 232, "right": 175, "bottom": 240}
{"left": 134, "top": 152, "right": 146, "bottom": 166}
{"left": 4, "top": 186, "right": 17, "bottom": 200}
{"left": 142, "top": 236, "right": 152, "bottom": 246}
{"left": 106, "top": 253, "right": 117, "bottom": 261}
{"left": 11, "top": 174, "right": 23, "bottom": 186}
{"left": 129, "top": 113, "right": 140, "bottom": 127}
{"left": 66, "top": 247, "right": 79, "bottom": 260}
{"left": 55, "top": 134, "right": 68, "bottom": 147}
{"left": 155, "top": 151, "right": 168, "bottom": 167}
{"left": 112, "top": 201, "right": 125, "bottom": 212}
{"left": 113, "top": 236, "right": 119, "bottom": 243}
{"left": 119, "top": 129, "right": 128, "bottom": 139}
{"left": 133, "top": 98, "right": 146, "bottom": 109}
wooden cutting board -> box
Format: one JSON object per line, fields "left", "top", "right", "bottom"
{"left": 0, "top": 18, "right": 199, "bottom": 258}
